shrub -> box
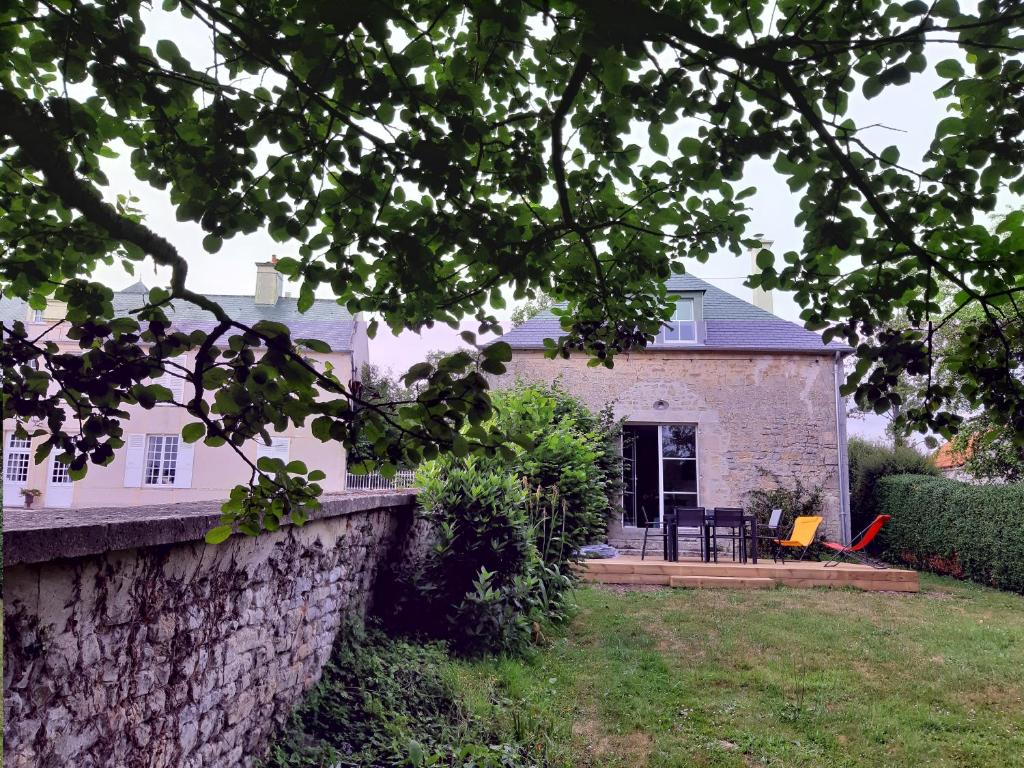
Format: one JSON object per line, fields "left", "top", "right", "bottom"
{"left": 394, "top": 456, "right": 565, "bottom": 655}
{"left": 382, "top": 381, "right": 619, "bottom": 656}
{"left": 491, "top": 381, "right": 620, "bottom": 549}
{"left": 848, "top": 437, "right": 939, "bottom": 535}
{"left": 876, "top": 475, "right": 1024, "bottom": 594}
{"left": 260, "top": 622, "right": 548, "bottom": 767}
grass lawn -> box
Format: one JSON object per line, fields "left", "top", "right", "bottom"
{"left": 451, "top": 576, "right": 1024, "bottom": 767}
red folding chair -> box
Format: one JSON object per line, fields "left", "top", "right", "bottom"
{"left": 822, "top": 514, "right": 891, "bottom": 568}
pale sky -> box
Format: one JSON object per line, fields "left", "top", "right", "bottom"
{"left": 83, "top": 8, "right": 1014, "bottom": 445}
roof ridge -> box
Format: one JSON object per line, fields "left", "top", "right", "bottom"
{"left": 497, "top": 272, "right": 849, "bottom": 354}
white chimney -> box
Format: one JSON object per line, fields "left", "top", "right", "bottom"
{"left": 749, "top": 239, "right": 774, "bottom": 314}
{"left": 254, "top": 259, "right": 283, "bottom": 305}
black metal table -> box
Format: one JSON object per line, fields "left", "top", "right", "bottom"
{"left": 702, "top": 511, "right": 759, "bottom": 564}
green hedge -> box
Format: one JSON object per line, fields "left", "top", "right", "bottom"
{"left": 877, "top": 475, "right": 1024, "bottom": 593}
{"left": 847, "top": 437, "right": 939, "bottom": 535}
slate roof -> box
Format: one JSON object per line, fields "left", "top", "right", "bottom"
{"left": 0, "top": 281, "right": 358, "bottom": 352}
{"left": 498, "top": 274, "right": 849, "bottom": 355}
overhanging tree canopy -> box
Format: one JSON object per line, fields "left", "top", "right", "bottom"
{"left": 2, "top": 0, "right": 1022, "bottom": 533}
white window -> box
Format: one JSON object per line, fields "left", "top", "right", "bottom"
{"left": 155, "top": 354, "right": 187, "bottom": 405}
{"left": 660, "top": 424, "right": 699, "bottom": 510}
{"left": 31, "top": 309, "right": 44, "bottom": 322}
{"left": 4, "top": 434, "right": 31, "bottom": 483}
{"left": 50, "top": 458, "right": 72, "bottom": 485}
{"left": 658, "top": 297, "right": 697, "bottom": 344}
{"left": 144, "top": 435, "right": 179, "bottom": 486}
{"left": 256, "top": 436, "right": 290, "bottom": 465}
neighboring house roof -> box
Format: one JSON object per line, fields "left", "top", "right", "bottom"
{"left": 934, "top": 439, "right": 971, "bottom": 470}
{"left": 498, "top": 273, "right": 850, "bottom": 355}
{"left": 0, "top": 282, "right": 359, "bottom": 352}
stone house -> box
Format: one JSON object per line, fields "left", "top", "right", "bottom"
{"left": 490, "top": 274, "right": 853, "bottom": 544}
{"left": 1, "top": 262, "right": 368, "bottom": 509}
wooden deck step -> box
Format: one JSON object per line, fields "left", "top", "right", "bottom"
{"left": 670, "top": 575, "right": 775, "bottom": 589}
{"left": 585, "top": 561, "right": 913, "bottom": 582}
{"left": 581, "top": 556, "right": 919, "bottom": 592}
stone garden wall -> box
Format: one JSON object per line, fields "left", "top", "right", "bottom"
{"left": 3, "top": 491, "right": 421, "bottom": 768}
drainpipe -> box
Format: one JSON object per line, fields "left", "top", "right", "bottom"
{"left": 834, "top": 351, "right": 852, "bottom": 544}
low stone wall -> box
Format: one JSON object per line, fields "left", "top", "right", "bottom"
{"left": 3, "top": 491, "right": 421, "bottom": 768}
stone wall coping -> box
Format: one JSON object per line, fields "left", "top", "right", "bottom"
{"left": 2, "top": 490, "right": 418, "bottom": 567}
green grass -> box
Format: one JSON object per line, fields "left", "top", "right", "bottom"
{"left": 450, "top": 576, "right": 1024, "bottom": 768}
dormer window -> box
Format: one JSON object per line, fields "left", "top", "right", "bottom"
{"left": 659, "top": 297, "right": 697, "bottom": 344}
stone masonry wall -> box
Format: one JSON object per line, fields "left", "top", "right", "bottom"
{"left": 3, "top": 492, "right": 420, "bottom": 768}
{"left": 493, "top": 350, "right": 847, "bottom": 540}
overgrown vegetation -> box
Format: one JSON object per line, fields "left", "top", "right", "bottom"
{"left": 382, "top": 382, "right": 620, "bottom": 655}
{"left": 951, "top": 412, "right": 1024, "bottom": 484}
{"left": 452, "top": 580, "right": 1024, "bottom": 768}
{"left": 259, "top": 623, "right": 554, "bottom": 767}
{"left": 877, "top": 475, "right": 1024, "bottom": 594}
{"left": 848, "top": 437, "right": 939, "bottom": 534}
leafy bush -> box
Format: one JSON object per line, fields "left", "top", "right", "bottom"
{"left": 390, "top": 456, "right": 564, "bottom": 655}
{"left": 876, "top": 475, "right": 1024, "bottom": 594}
{"left": 848, "top": 437, "right": 939, "bottom": 535}
{"left": 952, "top": 412, "right": 1024, "bottom": 483}
{"left": 744, "top": 467, "right": 826, "bottom": 535}
{"left": 491, "top": 380, "right": 622, "bottom": 550}
{"left": 259, "top": 623, "right": 549, "bottom": 767}
{"left": 382, "top": 381, "right": 620, "bottom": 656}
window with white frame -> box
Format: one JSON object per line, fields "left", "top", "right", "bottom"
{"left": 658, "top": 297, "right": 697, "bottom": 343}
{"left": 150, "top": 354, "right": 187, "bottom": 405}
{"left": 4, "top": 434, "right": 31, "bottom": 483}
{"left": 50, "top": 458, "right": 72, "bottom": 484}
{"left": 31, "top": 309, "right": 44, "bottom": 322}
{"left": 144, "top": 435, "right": 179, "bottom": 486}
{"left": 661, "top": 424, "right": 698, "bottom": 508}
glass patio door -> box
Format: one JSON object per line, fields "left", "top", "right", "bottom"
{"left": 622, "top": 424, "right": 698, "bottom": 527}
{"left": 659, "top": 425, "right": 698, "bottom": 516}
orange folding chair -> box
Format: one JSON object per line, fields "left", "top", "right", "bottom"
{"left": 773, "top": 516, "right": 823, "bottom": 562}
{"left": 822, "top": 514, "right": 891, "bottom": 569}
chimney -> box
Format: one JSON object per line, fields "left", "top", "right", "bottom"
{"left": 749, "top": 239, "right": 774, "bottom": 314}
{"left": 254, "top": 258, "right": 282, "bottom": 305}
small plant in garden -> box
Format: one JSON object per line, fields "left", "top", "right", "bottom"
{"left": 744, "top": 468, "right": 826, "bottom": 535}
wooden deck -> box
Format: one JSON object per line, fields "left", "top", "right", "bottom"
{"left": 582, "top": 556, "right": 919, "bottom": 592}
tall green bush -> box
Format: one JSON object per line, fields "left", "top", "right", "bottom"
{"left": 877, "top": 475, "right": 1024, "bottom": 594}
{"left": 848, "top": 437, "right": 939, "bottom": 534}
{"left": 491, "top": 381, "right": 621, "bottom": 550}
{"left": 383, "top": 381, "right": 620, "bottom": 656}
{"left": 396, "top": 456, "right": 571, "bottom": 655}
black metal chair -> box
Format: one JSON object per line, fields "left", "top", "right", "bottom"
{"left": 756, "top": 508, "right": 783, "bottom": 561}
{"left": 641, "top": 508, "right": 685, "bottom": 560}
{"left": 639, "top": 506, "right": 666, "bottom": 561}
{"left": 671, "top": 506, "right": 707, "bottom": 561}
{"left": 708, "top": 507, "right": 747, "bottom": 563}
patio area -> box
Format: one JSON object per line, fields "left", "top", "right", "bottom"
{"left": 582, "top": 555, "right": 920, "bottom": 592}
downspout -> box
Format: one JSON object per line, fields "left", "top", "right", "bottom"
{"left": 834, "top": 351, "right": 852, "bottom": 544}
